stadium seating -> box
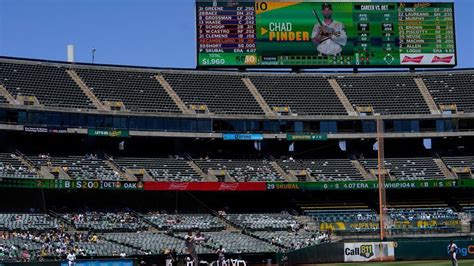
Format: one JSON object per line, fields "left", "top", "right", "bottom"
{"left": 248, "top": 74, "right": 347, "bottom": 115}
{"left": 61, "top": 211, "right": 149, "bottom": 232}
{"left": 421, "top": 72, "right": 474, "bottom": 113}
{"left": 0, "top": 95, "right": 7, "bottom": 104}
{"left": 104, "top": 232, "right": 211, "bottom": 254}
{"left": 0, "top": 213, "right": 61, "bottom": 231}
{"left": 226, "top": 213, "right": 299, "bottom": 231}
{"left": 360, "top": 157, "right": 444, "bottom": 180}
{"left": 387, "top": 207, "right": 458, "bottom": 221}
{"left": 250, "top": 230, "right": 324, "bottom": 249}
{"left": 442, "top": 156, "right": 474, "bottom": 179}
{"left": 278, "top": 158, "right": 364, "bottom": 181}
{"left": 74, "top": 68, "right": 181, "bottom": 113}
{"left": 204, "top": 231, "right": 277, "bottom": 253}
{"left": 194, "top": 158, "right": 285, "bottom": 182}
{"left": 28, "top": 155, "right": 123, "bottom": 180}
{"left": 144, "top": 213, "right": 225, "bottom": 232}
{"left": 114, "top": 156, "right": 202, "bottom": 182}
{"left": 161, "top": 72, "right": 264, "bottom": 115}
{"left": 304, "top": 209, "right": 378, "bottom": 223}
{"left": 0, "top": 61, "right": 95, "bottom": 109}
{"left": 0, "top": 153, "right": 38, "bottom": 179}
{"left": 336, "top": 75, "right": 430, "bottom": 115}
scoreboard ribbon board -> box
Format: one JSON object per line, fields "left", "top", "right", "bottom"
{"left": 196, "top": 1, "right": 456, "bottom": 68}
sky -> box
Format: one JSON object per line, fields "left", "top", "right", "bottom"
{"left": 0, "top": 0, "right": 472, "bottom": 69}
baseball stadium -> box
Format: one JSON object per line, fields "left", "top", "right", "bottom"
{"left": 0, "top": 0, "right": 473, "bottom": 265}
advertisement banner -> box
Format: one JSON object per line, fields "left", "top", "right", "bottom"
{"left": 144, "top": 181, "right": 267, "bottom": 191}
{"left": 223, "top": 133, "right": 263, "bottom": 141}
{"left": 24, "top": 126, "right": 68, "bottom": 134}
{"left": 88, "top": 129, "right": 129, "bottom": 137}
{"left": 287, "top": 134, "right": 327, "bottom": 141}
{"left": 344, "top": 242, "right": 395, "bottom": 262}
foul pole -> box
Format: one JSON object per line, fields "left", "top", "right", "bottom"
{"left": 376, "top": 115, "right": 387, "bottom": 243}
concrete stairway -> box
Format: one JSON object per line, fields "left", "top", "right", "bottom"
{"left": 187, "top": 160, "right": 214, "bottom": 181}
{"left": 328, "top": 78, "right": 358, "bottom": 116}
{"left": 155, "top": 75, "right": 192, "bottom": 114}
{"left": 0, "top": 85, "right": 18, "bottom": 104}
{"left": 242, "top": 77, "right": 275, "bottom": 116}
{"left": 66, "top": 69, "right": 106, "bottom": 111}
{"left": 414, "top": 77, "right": 441, "bottom": 114}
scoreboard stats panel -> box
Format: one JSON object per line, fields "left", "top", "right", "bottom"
{"left": 196, "top": 1, "right": 456, "bottom": 68}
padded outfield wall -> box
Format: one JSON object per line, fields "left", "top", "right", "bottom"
{"left": 281, "top": 239, "right": 474, "bottom": 265}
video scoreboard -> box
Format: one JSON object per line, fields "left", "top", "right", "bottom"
{"left": 196, "top": 1, "right": 456, "bottom": 68}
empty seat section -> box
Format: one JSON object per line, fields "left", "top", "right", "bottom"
{"left": 162, "top": 72, "right": 264, "bottom": 115}
{"left": 336, "top": 75, "right": 430, "bottom": 115}
{"left": 422, "top": 72, "right": 474, "bottom": 113}
{"left": 250, "top": 74, "right": 347, "bottom": 115}
{"left": 75, "top": 68, "right": 180, "bottom": 113}
{"left": 0, "top": 62, "right": 95, "bottom": 109}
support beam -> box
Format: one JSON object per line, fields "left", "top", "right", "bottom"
{"left": 155, "top": 75, "right": 192, "bottom": 114}
{"left": 66, "top": 70, "right": 106, "bottom": 111}
{"left": 328, "top": 79, "right": 358, "bottom": 116}
{"left": 414, "top": 77, "right": 441, "bottom": 115}
{"left": 242, "top": 77, "right": 275, "bottom": 116}
{"left": 0, "top": 85, "right": 18, "bottom": 105}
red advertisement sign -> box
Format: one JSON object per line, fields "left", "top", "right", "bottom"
{"left": 144, "top": 182, "right": 267, "bottom": 191}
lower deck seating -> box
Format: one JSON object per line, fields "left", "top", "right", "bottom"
{"left": 204, "top": 231, "right": 277, "bottom": 253}
{"left": 226, "top": 213, "right": 299, "bottom": 231}
{"left": 62, "top": 211, "right": 149, "bottom": 232}
{"left": 387, "top": 208, "right": 458, "bottom": 221}
{"left": 304, "top": 209, "right": 378, "bottom": 223}
{"left": 0, "top": 213, "right": 60, "bottom": 231}
{"left": 250, "top": 230, "right": 325, "bottom": 249}
{"left": 104, "top": 232, "right": 211, "bottom": 254}
{"left": 144, "top": 213, "right": 225, "bottom": 232}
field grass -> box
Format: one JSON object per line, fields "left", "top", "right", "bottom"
{"left": 315, "top": 259, "right": 474, "bottom": 266}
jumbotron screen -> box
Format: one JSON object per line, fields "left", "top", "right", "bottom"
{"left": 196, "top": 1, "right": 456, "bottom": 68}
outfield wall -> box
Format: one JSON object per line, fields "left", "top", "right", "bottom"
{"left": 283, "top": 238, "right": 474, "bottom": 264}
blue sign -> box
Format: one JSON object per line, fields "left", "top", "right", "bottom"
{"left": 223, "top": 133, "right": 263, "bottom": 141}
{"left": 61, "top": 259, "right": 134, "bottom": 266}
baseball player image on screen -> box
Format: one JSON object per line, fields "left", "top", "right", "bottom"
{"left": 311, "top": 3, "right": 347, "bottom": 56}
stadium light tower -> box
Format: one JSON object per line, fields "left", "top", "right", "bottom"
{"left": 92, "top": 48, "right": 97, "bottom": 64}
